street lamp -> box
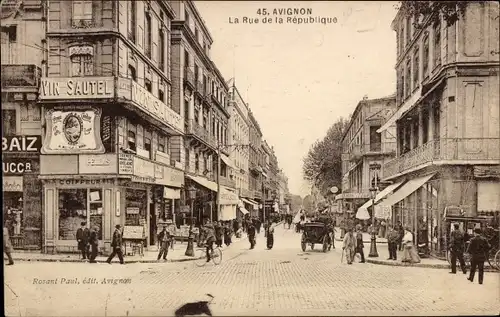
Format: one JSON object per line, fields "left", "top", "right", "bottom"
{"left": 185, "top": 185, "right": 197, "bottom": 257}
{"left": 368, "top": 186, "right": 379, "bottom": 258}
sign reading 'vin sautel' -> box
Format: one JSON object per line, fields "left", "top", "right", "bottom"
{"left": 39, "top": 77, "right": 114, "bottom": 100}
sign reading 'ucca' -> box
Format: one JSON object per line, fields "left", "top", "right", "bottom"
{"left": 39, "top": 77, "right": 114, "bottom": 100}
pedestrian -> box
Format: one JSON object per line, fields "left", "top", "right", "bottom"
{"left": 342, "top": 227, "right": 356, "bottom": 265}
{"left": 354, "top": 225, "right": 365, "bottom": 263}
{"left": 214, "top": 221, "right": 223, "bottom": 248}
{"left": 204, "top": 222, "right": 216, "bottom": 262}
{"left": 76, "top": 221, "right": 90, "bottom": 260}
{"left": 330, "top": 224, "right": 337, "bottom": 249}
{"left": 449, "top": 223, "right": 467, "bottom": 274}
{"left": 3, "top": 224, "right": 14, "bottom": 265}
{"left": 247, "top": 221, "right": 256, "bottom": 249}
{"left": 223, "top": 223, "right": 232, "bottom": 246}
{"left": 88, "top": 226, "right": 99, "bottom": 263}
{"left": 386, "top": 226, "right": 399, "bottom": 261}
{"left": 467, "top": 228, "right": 490, "bottom": 285}
{"left": 266, "top": 220, "right": 275, "bottom": 249}
{"left": 396, "top": 222, "right": 405, "bottom": 251}
{"left": 157, "top": 226, "right": 171, "bottom": 261}
{"left": 106, "top": 224, "right": 124, "bottom": 264}
{"left": 401, "top": 227, "right": 420, "bottom": 264}
{"left": 256, "top": 218, "right": 262, "bottom": 234}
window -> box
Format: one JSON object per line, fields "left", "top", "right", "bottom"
{"left": 159, "top": 30, "right": 165, "bottom": 70}
{"left": 159, "top": 89, "right": 165, "bottom": 103}
{"left": 128, "top": 65, "right": 137, "bottom": 81}
{"left": 144, "top": 129, "right": 152, "bottom": 159}
{"left": 145, "top": 80, "right": 152, "bottom": 93}
{"left": 194, "top": 106, "right": 199, "bottom": 124}
{"left": 127, "top": 124, "right": 136, "bottom": 151}
{"left": 185, "top": 8, "right": 190, "bottom": 25}
{"left": 406, "top": 17, "right": 411, "bottom": 46}
{"left": 423, "top": 35, "right": 429, "bottom": 77}
{"left": 70, "top": 46, "right": 94, "bottom": 77}
{"left": 158, "top": 134, "right": 165, "bottom": 153}
{"left": 405, "top": 60, "right": 411, "bottom": 97}
{"left": 433, "top": 22, "right": 441, "bottom": 68}
{"left": 212, "top": 116, "right": 216, "bottom": 137}
{"left": 369, "top": 126, "right": 382, "bottom": 151}
{"left": 202, "top": 109, "right": 208, "bottom": 130}
{"left": 128, "top": 0, "right": 137, "bottom": 42}
{"left": 145, "top": 12, "right": 152, "bottom": 58}
{"left": 184, "top": 50, "right": 190, "bottom": 68}
{"left": 1, "top": 26, "right": 17, "bottom": 64}
{"left": 413, "top": 49, "right": 419, "bottom": 89}
{"left": 195, "top": 153, "right": 199, "bottom": 172}
{"left": 2, "top": 109, "right": 16, "bottom": 136}
{"left": 195, "top": 28, "right": 199, "bottom": 42}
{"left": 58, "top": 189, "right": 103, "bottom": 241}
{"left": 72, "top": 1, "right": 92, "bottom": 21}
{"left": 400, "top": 73, "right": 405, "bottom": 102}
{"left": 185, "top": 149, "right": 190, "bottom": 170}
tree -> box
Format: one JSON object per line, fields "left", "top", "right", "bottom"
{"left": 302, "top": 117, "right": 349, "bottom": 197}
{"left": 396, "top": 1, "right": 470, "bottom": 27}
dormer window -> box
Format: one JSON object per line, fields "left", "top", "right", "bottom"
{"left": 69, "top": 45, "right": 94, "bottom": 76}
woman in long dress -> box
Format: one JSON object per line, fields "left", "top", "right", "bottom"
{"left": 401, "top": 227, "right": 421, "bottom": 264}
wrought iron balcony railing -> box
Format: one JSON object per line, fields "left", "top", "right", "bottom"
{"left": 1, "top": 64, "right": 41, "bottom": 88}
{"left": 346, "top": 142, "right": 397, "bottom": 162}
{"left": 383, "top": 138, "right": 500, "bottom": 179}
{"left": 219, "top": 176, "right": 236, "bottom": 189}
{"left": 185, "top": 119, "right": 217, "bottom": 149}
{"left": 71, "top": 18, "right": 95, "bottom": 29}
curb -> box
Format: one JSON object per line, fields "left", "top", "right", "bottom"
{"left": 365, "top": 258, "right": 499, "bottom": 272}
{"left": 335, "top": 238, "right": 387, "bottom": 244}
{"left": 10, "top": 255, "right": 206, "bottom": 264}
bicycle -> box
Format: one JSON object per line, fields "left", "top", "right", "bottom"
{"left": 195, "top": 246, "right": 222, "bottom": 267}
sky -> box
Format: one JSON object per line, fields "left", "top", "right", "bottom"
{"left": 196, "top": 1, "right": 398, "bottom": 198}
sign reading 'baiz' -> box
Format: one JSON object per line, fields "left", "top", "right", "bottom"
{"left": 2, "top": 135, "right": 42, "bottom": 153}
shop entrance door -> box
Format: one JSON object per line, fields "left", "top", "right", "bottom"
{"left": 150, "top": 203, "right": 156, "bottom": 246}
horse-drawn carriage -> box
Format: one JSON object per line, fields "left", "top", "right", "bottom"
{"left": 300, "top": 222, "right": 333, "bottom": 252}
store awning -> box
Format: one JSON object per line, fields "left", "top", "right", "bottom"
{"left": 241, "top": 197, "right": 258, "bottom": 208}
{"left": 220, "top": 154, "right": 236, "bottom": 169}
{"left": 220, "top": 205, "right": 237, "bottom": 221}
{"left": 356, "top": 208, "right": 370, "bottom": 220}
{"left": 377, "top": 173, "right": 437, "bottom": 209}
{"left": 357, "top": 180, "right": 405, "bottom": 212}
{"left": 163, "top": 187, "right": 181, "bottom": 199}
{"left": 238, "top": 206, "right": 249, "bottom": 215}
{"left": 220, "top": 187, "right": 239, "bottom": 205}
{"left": 186, "top": 174, "right": 218, "bottom": 192}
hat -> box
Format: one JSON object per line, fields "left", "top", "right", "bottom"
{"left": 81, "top": 221, "right": 87, "bottom": 226}
{"left": 115, "top": 224, "right": 121, "bottom": 229}
{"left": 474, "top": 228, "right": 482, "bottom": 234}
{"left": 356, "top": 224, "right": 362, "bottom": 230}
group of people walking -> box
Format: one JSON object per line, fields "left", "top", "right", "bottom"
{"left": 76, "top": 221, "right": 103, "bottom": 264}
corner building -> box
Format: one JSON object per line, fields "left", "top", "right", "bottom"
{"left": 378, "top": 2, "right": 499, "bottom": 256}
{"left": 39, "top": 0, "right": 185, "bottom": 254}
{"left": 170, "top": 0, "right": 238, "bottom": 225}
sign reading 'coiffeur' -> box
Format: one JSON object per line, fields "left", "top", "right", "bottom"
{"left": 39, "top": 77, "right": 114, "bottom": 100}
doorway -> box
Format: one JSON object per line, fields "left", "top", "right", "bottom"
{"left": 149, "top": 203, "right": 156, "bottom": 246}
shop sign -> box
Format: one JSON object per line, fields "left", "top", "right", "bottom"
{"left": 118, "top": 153, "right": 133, "bottom": 174}
{"left": 155, "top": 164, "right": 164, "bottom": 179}
{"left": 78, "top": 154, "right": 117, "bottom": 174}
{"left": 117, "top": 78, "right": 184, "bottom": 133}
{"left": 2, "top": 135, "right": 42, "bottom": 153}
{"left": 126, "top": 207, "right": 140, "bottom": 215}
{"left": 133, "top": 156, "right": 155, "bottom": 179}
{"left": 3, "top": 176, "right": 23, "bottom": 192}
{"left": 53, "top": 179, "right": 115, "bottom": 186}
{"left": 39, "top": 77, "right": 114, "bottom": 100}
{"left": 2, "top": 158, "right": 35, "bottom": 175}
{"left": 42, "top": 108, "right": 105, "bottom": 154}
{"left": 155, "top": 164, "right": 184, "bottom": 187}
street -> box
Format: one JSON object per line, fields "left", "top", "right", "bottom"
{"left": 4, "top": 226, "right": 499, "bottom": 316}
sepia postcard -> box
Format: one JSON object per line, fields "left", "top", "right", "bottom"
{"left": 2, "top": 0, "right": 499, "bottom": 316}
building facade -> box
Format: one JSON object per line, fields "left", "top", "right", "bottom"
{"left": 377, "top": 2, "right": 500, "bottom": 256}
{"left": 1, "top": 0, "right": 45, "bottom": 250}
{"left": 38, "top": 0, "right": 186, "bottom": 254}
{"left": 170, "top": 0, "right": 238, "bottom": 225}
{"left": 247, "top": 109, "right": 263, "bottom": 217}
{"left": 337, "top": 95, "right": 398, "bottom": 229}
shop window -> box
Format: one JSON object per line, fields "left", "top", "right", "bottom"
{"left": 2, "top": 109, "right": 16, "bottom": 136}
{"left": 144, "top": 129, "right": 152, "bottom": 159}
{"left": 58, "top": 189, "right": 103, "bottom": 241}
{"left": 128, "top": 0, "right": 137, "bottom": 43}
{"left": 125, "top": 188, "right": 147, "bottom": 226}
{"left": 158, "top": 134, "right": 165, "bottom": 153}
{"left": 3, "top": 193, "right": 23, "bottom": 238}
{"left": 70, "top": 46, "right": 94, "bottom": 77}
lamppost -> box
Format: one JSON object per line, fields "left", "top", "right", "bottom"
{"left": 185, "top": 185, "right": 197, "bottom": 257}
{"left": 368, "top": 186, "right": 379, "bottom": 258}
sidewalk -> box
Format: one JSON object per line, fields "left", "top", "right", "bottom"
{"left": 8, "top": 232, "right": 251, "bottom": 264}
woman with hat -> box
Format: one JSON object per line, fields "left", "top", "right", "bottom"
{"left": 401, "top": 226, "right": 420, "bottom": 264}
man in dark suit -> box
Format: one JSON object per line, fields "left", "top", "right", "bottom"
{"left": 449, "top": 223, "right": 467, "bottom": 274}
{"left": 157, "top": 226, "right": 171, "bottom": 261}
{"left": 467, "top": 228, "right": 490, "bottom": 285}
{"left": 88, "top": 226, "right": 99, "bottom": 263}
{"left": 76, "top": 222, "right": 90, "bottom": 260}
{"left": 106, "top": 224, "right": 124, "bottom": 264}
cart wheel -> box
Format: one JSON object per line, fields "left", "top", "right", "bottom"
{"left": 311, "top": 244, "right": 315, "bottom": 250}
{"left": 301, "top": 241, "right": 306, "bottom": 252}
{"left": 494, "top": 250, "right": 500, "bottom": 271}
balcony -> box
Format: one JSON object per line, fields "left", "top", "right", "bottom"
{"left": 239, "top": 188, "right": 252, "bottom": 198}
{"left": 219, "top": 176, "right": 236, "bottom": 189}
{"left": 347, "top": 142, "right": 397, "bottom": 162}
{"left": 71, "top": 18, "right": 95, "bottom": 29}
{"left": 383, "top": 138, "right": 500, "bottom": 179}
{"left": 211, "top": 93, "right": 222, "bottom": 108}
{"left": 1, "top": 64, "right": 41, "bottom": 89}
{"left": 185, "top": 119, "right": 217, "bottom": 150}
{"left": 183, "top": 67, "right": 195, "bottom": 90}
{"left": 253, "top": 190, "right": 262, "bottom": 200}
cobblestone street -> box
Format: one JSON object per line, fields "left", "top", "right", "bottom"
{"left": 5, "top": 227, "right": 499, "bottom": 316}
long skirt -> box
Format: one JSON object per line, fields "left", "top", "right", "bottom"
{"left": 401, "top": 244, "right": 421, "bottom": 263}
{"left": 224, "top": 233, "right": 231, "bottom": 246}
{"left": 267, "top": 234, "right": 274, "bottom": 249}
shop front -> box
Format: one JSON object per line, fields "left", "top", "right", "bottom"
{"left": 185, "top": 174, "right": 217, "bottom": 224}
{"left": 219, "top": 188, "right": 239, "bottom": 221}
{"left": 2, "top": 135, "right": 43, "bottom": 250}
